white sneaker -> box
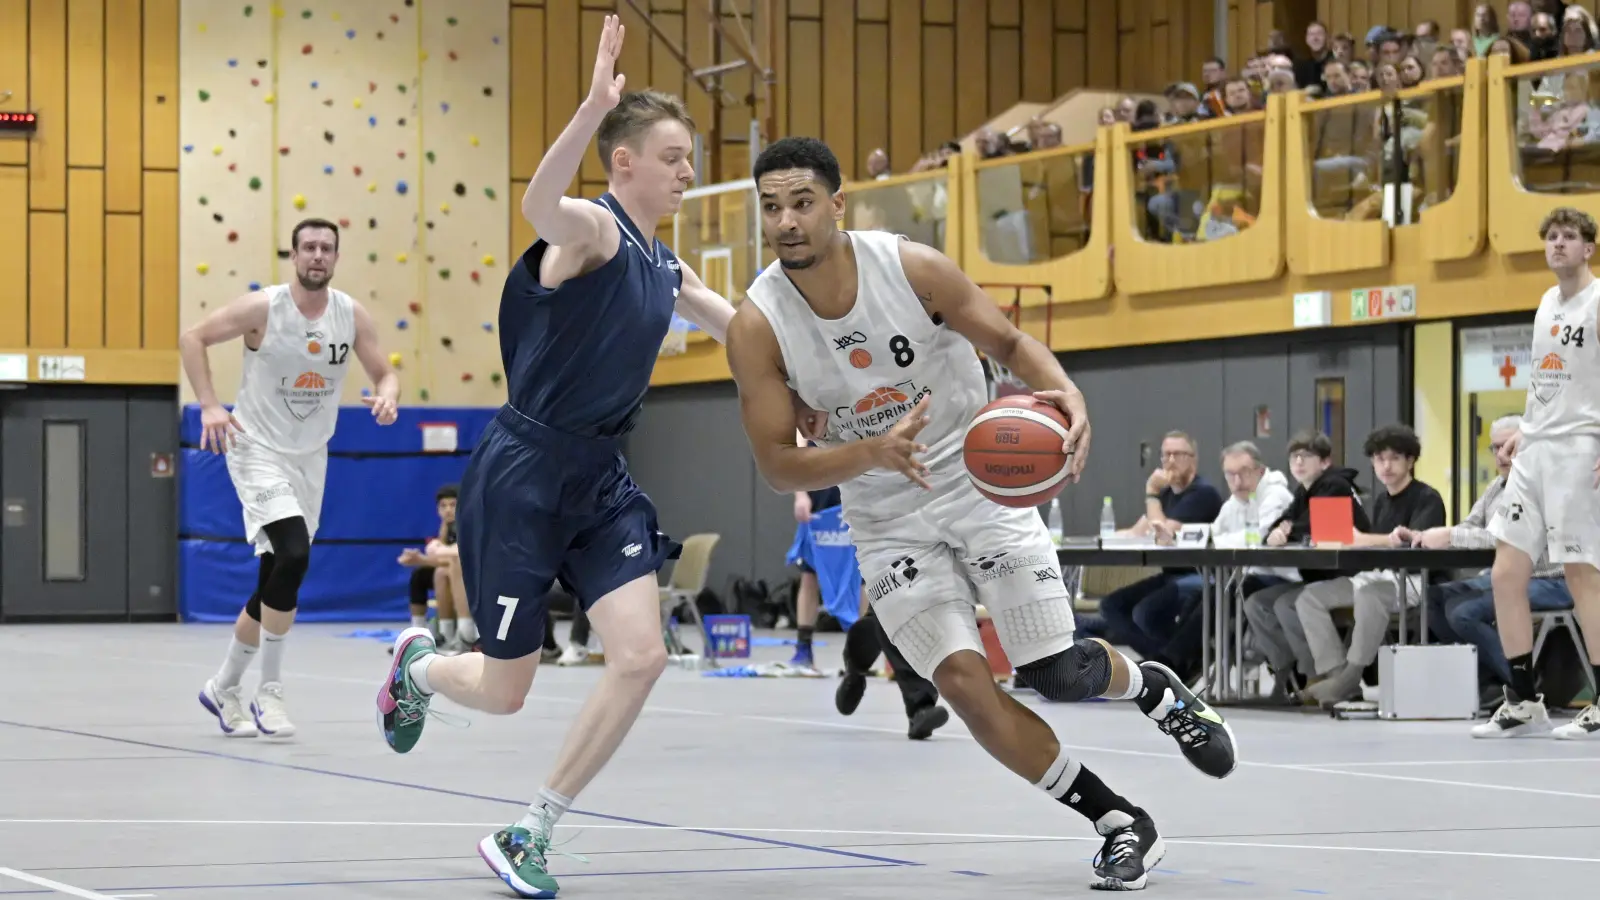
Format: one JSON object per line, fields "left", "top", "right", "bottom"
{"left": 1471, "top": 692, "right": 1552, "bottom": 738}
{"left": 199, "top": 678, "right": 258, "bottom": 737}
{"left": 557, "top": 644, "right": 590, "bottom": 666}
{"left": 251, "top": 682, "right": 297, "bottom": 738}
{"left": 1553, "top": 704, "right": 1600, "bottom": 740}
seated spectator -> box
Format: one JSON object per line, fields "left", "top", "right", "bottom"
{"left": 1244, "top": 429, "right": 1370, "bottom": 703}
{"left": 397, "top": 483, "right": 483, "bottom": 654}
{"left": 1092, "top": 431, "right": 1224, "bottom": 660}
{"left": 1295, "top": 424, "right": 1447, "bottom": 707}
{"left": 1141, "top": 440, "right": 1299, "bottom": 681}
{"left": 1416, "top": 414, "right": 1571, "bottom": 707}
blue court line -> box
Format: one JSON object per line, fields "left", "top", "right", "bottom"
{"left": 0, "top": 862, "right": 902, "bottom": 895}
{"left": 0, "top": 718, "right": 921, "bottom": 869}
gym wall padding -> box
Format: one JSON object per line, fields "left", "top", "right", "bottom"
{"left": 178, "top": 403, "right": 499, "bottom": 622}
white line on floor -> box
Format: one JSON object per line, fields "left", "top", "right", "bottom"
{"left": 1288, "top": 756, "right": 1600, "bottom": 768}
{"left": 9, "top": 645, "right": 1597, "bottom": 803}
{"left": 0, "top": 867, "right": 120, "bottom": 899}
{"left": 110, "top": 894, "right": 156, "bottom": 898}
{"left": 0, "top": 822, "right": 1594, "bottom": 866}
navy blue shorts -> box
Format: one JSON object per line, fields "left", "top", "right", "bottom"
{"left": 457, "top": 406, "right": 681, "bottom": 660}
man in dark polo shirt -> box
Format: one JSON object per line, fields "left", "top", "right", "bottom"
{"left": 1094, "top": 431, "right": 1225, "bottom": 660}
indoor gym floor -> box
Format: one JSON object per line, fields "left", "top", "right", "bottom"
{"left": 0, "top": 621, "right": 1596, "bottom": 899}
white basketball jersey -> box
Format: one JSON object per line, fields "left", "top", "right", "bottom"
{"left": 232, "top": 284, "right": 357, "bottom": 455}
{"left": 744, "top": 230, "right": 989, "bottom": 517}
{"left": 1522, "top": 278, "right": 1600, "bottom": 442}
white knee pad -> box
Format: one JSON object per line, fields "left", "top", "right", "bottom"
{"left": 964, "top": 546, "right": 1078, "bottom": 669}
{"left": 862, "top": 550, "right": 985, "bottom": 681}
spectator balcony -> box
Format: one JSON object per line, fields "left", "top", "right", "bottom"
{"left": 651, "top": 51, "right": 1600, "bottom": 386}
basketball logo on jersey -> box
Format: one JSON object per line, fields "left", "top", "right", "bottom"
{"left": 830, "top": 380, "right": 932, "bottom": 441}
{"left": 277, "top": 371, "right": 336, "bottom": 421}
{"left": 306, "top": 329, "right": 325, "bottom": 356}
{"left": 1533, "top": 352, "right": 1570, "bottom": 406}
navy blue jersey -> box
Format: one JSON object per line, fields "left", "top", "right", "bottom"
{"left": 500, "top": 193, "right": 682, "bottom": 439}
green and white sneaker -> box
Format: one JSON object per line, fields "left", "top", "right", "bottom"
{"left": 478, "top": 808, "right": 587, "bottom": 898}
{"left": 1138, "top": 660, "right": 1239, "bottom": 779}
{"left": 377, "top": 627, "right": 437, "bottom": 753}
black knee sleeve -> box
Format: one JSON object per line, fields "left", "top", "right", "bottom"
{"left": 258, "top": 517, "right": 312, "bottom": 613}
{"left": 409, "top": 566, "right": 436, "bottom": 609}
{"left": 1015, "top": 639, "right": 1114, "bottom": 703}
{"left": 244, "top": 552, "right": 276, "bottom": 622}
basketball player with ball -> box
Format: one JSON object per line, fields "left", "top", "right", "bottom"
{"left": 728, "top": 137, "right": 1237, "bottom": 892}
{"left": 180, "top": 217, "right": 401, "bottom": 740}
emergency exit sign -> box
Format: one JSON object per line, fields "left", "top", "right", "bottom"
{"left": 1350, "top": 285, "right": 1417, "bottom": 321}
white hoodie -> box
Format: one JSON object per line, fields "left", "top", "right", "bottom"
{"left": 1212, "top": 468, "right": 1300, "bottom": 581}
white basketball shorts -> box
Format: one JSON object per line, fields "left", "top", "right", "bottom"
{"left": 224, "top": 436, "right": 328, "bottom": 556}
{"left": 847, "top": 472, "right": 1077, "bottom": 681}
{"left": 1488, "top": 434, "right": 1600, "bottom": 568}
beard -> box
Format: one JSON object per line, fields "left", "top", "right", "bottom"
{"left": 778, "top": 255, "right": 817, "bottom": 270}
{"left": 297, "top": 270, "right": 330, "bottom": 290}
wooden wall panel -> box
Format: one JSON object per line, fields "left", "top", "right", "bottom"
{"left": 66, "top": 168, "right": 104, "bottom": 347}
{"left": 104, "top": 213, "right": 140, "bottom": 349}
{"left": 888, "top": 0, "right": 923, "bottom": 173}
{"left": 104, "top": 0, "right": 141, "bottom": 212}
{"left": 0, "top": 168, "right": 26, "bottom": 344}
{"left": 822, "top": 0, "right": 856, "bottom": 178}
{"left": 29, "top": 0, "right": 67, "bottom": 212}
{"left": 855, "top": 23, "right": 890, "bottom": 167}
{"left": 508, "top": 6, "right": 544, "bottom": 183}
{"left": 28, "top": 211, "right": 65, "bottom": 346}
{"left": 954, "top": 0, "right": 989, "bottom": 135}
{"left": 66, "top": 0, "right": 103, "bottom": 169}
{"left": 142, "top": 0, "right": 177, "bottom": 172}
{"left": 0, "top": 0, "right": 29, "bottom": 166}
{"left": 141, "top": 170, "right": 177, "bottom": 351}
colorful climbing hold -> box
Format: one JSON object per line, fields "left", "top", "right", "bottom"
{"left": 198, "top": 22, "right": 207, "bottom": 33}
{"left": 397, "top": 319, "right": 408, "bottom": 329}
{"left": 397, "top": 117, "right": 407, "bottom": 126}
{"left": 278, "top": 146, "right": 290, "bottom": 155}
{"left": 397, "top": 150, "right": 406, "bottom": 159}
{"left": 368, "top": 116, "right": 376, "bottom": 127}
{"left": 337, "top": 217, "right": 350, "bottom": 228}
{"left": 212, "top": 213, "right": 224, "bottom": 222}
{"left": 470, "top": 271, "right": 480, "bottom": 283}
{"left": 248, "top": 176, "right": 262, "bottom": 190}
{"left": 398, "top": 83, "right": 407, "bottom": 94}
{"left": 264, "top": 93, "right": 275, "bottom": 103}
{"left": 484, "top": 187, "right": 496, "bottom": 200}
{"left": 396, "top": 180, "right": 408, "bottom": 195}
{"left": 211, "top": 145, "right": 222, "bottom": 155}
{"left": 198, "top": 89, "right": 210, "bottom": 102}
{"left": 419, "top": 50, "right": 429, "bottom": 62}
{"left": 460, "top": 372, "right": 473, "bottom": 382}
{"left": 300, "top": 8, "right": 310, "bottom": 17}
{"left": 368, "top": 218, "right": 377, "bottom": 228}
{"left": 440, "top": 102, "right": 450, "bottom": 113}
{"left": 482, "top": 254, "right": 496, "bottom": 266}
{"left": 490, "top": 372, "right": 503, "bottom": 384}
{"left": 447, "top": 51, "right": 458, "bottom": 62}
{"left": 366, "top": 182, "right": 376, "bottom": 192}
{"left": 323, "top": 164, "right": 334, "bottom": 174}
{"left": 406, "top": 302, "right": 422, "bottom": 315}
{"left": 353, "top": 165, "right": 362, "bottom": 176}
{"left": 439, "top": 202, "right": 450, "bottom": 214}
{"left": 243, "top": 5, "right": 253, "bottom": 15}
{"left": 482, "top": 322, "right": 494, "bottom": 332}
{"left": 196, "top": 263, "right": 210, "bottom": 274}
{"left": 438, "top": 268, "right": 451, "bottom": 279}
{"left": 248, "top": 281, "right": 261, "bottom": 290}
{"left": 483, "top": 86, "right": 492, "bottom": 96}
{"left": 353, "top": 97, "right": 363, "bottom": 108}
{"left": 257, "top": 59, "right": 268, "bottom": 67}
{"left": 250, "top": 78, "right": 260, "bottom": 87}
{"left": 387, "top": 352, "right": 402, "bottom": 367}
{"left": 446, "top": 15, "right": 457, "bottom": 25}
{"left": 310, "top": 80, "right": 318, "bottom": 89}
{"left": 367, "top": 252, "right": 378, "bottom": 262}
{"left": 468, "top": 135, "right": 480, "bottom": 147}
{"left": 345, "top": 29, "right": 355, "bottom": 38}
{"left": 368, "top": 81, "right": 377, "bottom": 92}
{"left": 228, "top": 58, "right": 238, "bottom": 67}
{"left": 323, "top": 130, "right": 334, "bottom": 143}
{"left": 419, "top": 388, "right": 430, "bottom": 401}
{"left": 227, "top": 163, "right": 236, "bottom": 172}
{"left": 293, "top": 193, "right": 306, "bottom": 210}
{"left": 395, "top": 252, "right": 408, "bottom": 263}
{"left": 301, "top": 43, "right": 313, "bottom": 54}
{"left": 453, "top": 182, "right": 465, "bottom": 196}
{"left": 425, "top": 150, "right": 436, "bottom": 164}
{"left": 227, "top": 230, "right": 239, "bottom": 242}
{"left": 376, "top": 30, "right": 384, "bottom": 39}
{"left": 440, "top": 336, "right": 453, "bottom": 348}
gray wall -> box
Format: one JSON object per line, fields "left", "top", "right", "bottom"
{"left": 626, "top": 325, "right": 1408, "bottom": 590}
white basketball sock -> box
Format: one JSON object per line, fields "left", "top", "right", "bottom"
{"left": 457, "top": 616, "right": 479, "bottom": 643}
{"left": 259, "top": 628, "right": 287, "bottom": 685}
{"left": 407, "top": 654, "right": 437, "bottom": 694}
{"left": 216, "top": 636, "right": 258, "bottom": 689}
{"left": 517, "top": 786, "right": 573, "bottom": 833}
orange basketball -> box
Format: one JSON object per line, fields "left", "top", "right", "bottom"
{"left": 962, "top": 395, "right": 1073, "bottom": 508}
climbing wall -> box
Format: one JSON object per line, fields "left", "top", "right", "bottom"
{"left": 179, "top": 0, "right": 509, "bottom": 408}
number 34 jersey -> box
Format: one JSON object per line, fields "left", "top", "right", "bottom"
{"left": 744, "top": 230, "right": 990, "bottom": 515}
{"left": 1522, "top": 279, "right": 1600, "bottom": 442}
{"left": 232, "top": 284, "right": 357, "bottom": 455}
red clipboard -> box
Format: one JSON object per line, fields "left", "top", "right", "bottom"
{"left": 1309, "top": 496, "right": 1355, "bottom": 546}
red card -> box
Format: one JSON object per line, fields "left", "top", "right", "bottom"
{"left": 1310, "top": 496, "right": 1355, "bottom": 546}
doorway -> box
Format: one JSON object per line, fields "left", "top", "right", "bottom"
{"left": 0, "top": 385, "right": 177, "bottom": 621}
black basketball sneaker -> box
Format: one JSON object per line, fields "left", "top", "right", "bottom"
{"left": 1089, "top": 808, "right": 1165, "bottom": 891}
{"left": 1136, "top": 660, "right": 1238, "bottom": 779}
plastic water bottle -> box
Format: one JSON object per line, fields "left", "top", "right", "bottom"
{"left": 1047, "top": 497, "right": 1064, "bottom": 547}
{"left": 1099, "top": 496, "right": 1116, "bottom": 539}
{"left": 1244, "top": 491, "right": 1261, "bottom": 547}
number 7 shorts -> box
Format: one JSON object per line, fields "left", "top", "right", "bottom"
{"left": 456, "top": 407, "right": 682, "bottom": 661}
{"left": 849, "top": 477, "right": 1078, "bottom": 681}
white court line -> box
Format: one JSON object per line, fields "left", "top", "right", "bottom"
{"left": 6, "top": 645, "right": 1597, "bottom": 804}
{"left": 1291, "top": 756, "right": 1600, "bottom": 768}
{"left": 1, "top": 821, "right": 1596, "bottom": 866}
{"left": 0, "top": 867, "right": 119, "bottom": 899}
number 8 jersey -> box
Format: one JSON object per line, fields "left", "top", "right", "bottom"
{"left": 1522, "top": 279, "right": 1600, "bottom": 442}
{"left": 232, "top": 284, "right": 357, "bottom": 455}
{"left": 744, "top": 230, "right": 990, "bottom": 513}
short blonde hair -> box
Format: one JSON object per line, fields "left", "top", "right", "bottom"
{"left": 597, "top": 90, "right": 697, "bottom": 174}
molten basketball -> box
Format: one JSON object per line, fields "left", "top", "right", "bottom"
{"left": 962, "top": 396, "right": 1072, "bottom": 508}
